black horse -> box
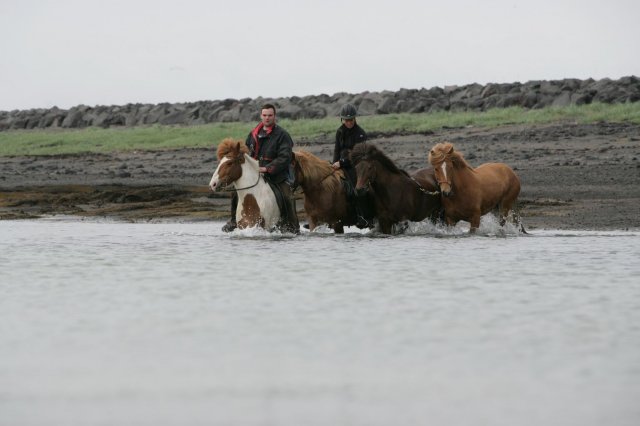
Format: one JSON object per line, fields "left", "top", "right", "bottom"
{"left": 350, "top": 143, "right": 442, "bottom": 234}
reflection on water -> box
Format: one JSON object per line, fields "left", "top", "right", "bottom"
{"left": 1, "top": 219, "right": 640, "bottom": 426}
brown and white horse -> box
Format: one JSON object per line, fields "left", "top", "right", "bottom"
{"left": 428, "top": 142, "right": 522, "bottom": 233}
{"left": 209, "top": 138, "right": 280, "bottom": 230}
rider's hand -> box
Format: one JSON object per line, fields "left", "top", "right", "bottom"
{"left": 332, "top": 161, "right": 341, "bottom": 170}
{"left": 259, "top": 167, "right": 268, "bottom": 173}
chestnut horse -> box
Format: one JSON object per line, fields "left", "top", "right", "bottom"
{"left": 292, "top": 150, "right": 372, "bottom": 233}
{"left": 209, "top": 138, "right": 281, "bottom": 230}
{"left": 428, "top": 142, "right": 522, "bottom": 233}
{"left": 350, "top": 143, "right": 442, "bottom": 234}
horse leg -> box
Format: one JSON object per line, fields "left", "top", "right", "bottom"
{"left": 445, "top": 215, "right": 456, "bottom": 227}
{"left": 502, "top": 198, "right": 528, "bottom": 233}
{"left": 308, "top": 217, "right": 317, "bottom": 232}
{"left": 499, "top": 199, "right": 516, "bottom": 227}
{"left": 499, "top": 207, "right": 507, "bottom": 227}
{"left": 511, "top": 200, "right": 528, "bottom": 234}
{"left": 469, "top": 213, "right": 481, "bottom": 233}
{"left": 333, "top": 223, "right": 345, "bottom": 234}
{"left": 379, "top": 219, "right": 393, "bottom": 234}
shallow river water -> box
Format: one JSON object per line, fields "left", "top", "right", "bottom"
{"left": 1, "top": 218, "right": 639, "bottom": 426}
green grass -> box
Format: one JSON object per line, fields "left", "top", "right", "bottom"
{"left": 1, "top": 102, "right": 639, "bottom": 156}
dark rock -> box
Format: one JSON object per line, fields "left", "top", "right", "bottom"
{"left": 1, "top": 76, "right": 638, "bottom": 130}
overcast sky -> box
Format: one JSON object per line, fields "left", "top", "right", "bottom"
{"left": 1, "top": 0, "right": 638, "bottom": 111}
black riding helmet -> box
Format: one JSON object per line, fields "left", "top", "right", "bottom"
{"left": 339, "top": 103, "right": 358, "bottom": 120}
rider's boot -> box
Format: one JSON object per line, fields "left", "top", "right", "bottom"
{"left": 280, "top": 182, "right": 300, "bottom": 234}
{"left": 221, "top": 192, "right": 238, "bottom": 232}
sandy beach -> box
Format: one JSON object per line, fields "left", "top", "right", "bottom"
{"left": 1, "top": 121, "right": 639, "bottom": 230}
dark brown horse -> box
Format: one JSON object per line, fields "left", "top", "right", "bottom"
{"left": 428, "top": 142, "right": 522, "bottom": 233}
{"left": 350, "top": 143, "right": 442, "bottom": 234}
{"left": 292, "top": 150, "right": 371, "bottom": 233}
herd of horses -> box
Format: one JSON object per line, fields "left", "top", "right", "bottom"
{"left": 209, "top": 138, "right": 525, "bottom": 235}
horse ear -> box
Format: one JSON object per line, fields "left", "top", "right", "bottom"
{"left": 446, "top": 143, "right": 454, "bottom": 154}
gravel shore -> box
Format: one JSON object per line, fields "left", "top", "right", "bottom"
{"left": 1, "top": 122, "right": 639, "bottom": 230}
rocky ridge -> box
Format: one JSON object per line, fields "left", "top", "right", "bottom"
{"left": 1, "top": 76, "right": 639, "bottom": 131}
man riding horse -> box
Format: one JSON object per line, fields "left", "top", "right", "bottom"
{"left": 222, "top": 103, "right": 300, "bottom": 234}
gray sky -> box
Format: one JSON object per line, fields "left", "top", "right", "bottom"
{"left": 1, "top": 0, "right": 638, "bottom": 111}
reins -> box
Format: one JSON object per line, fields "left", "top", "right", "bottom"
{"left": 217, "top": 173, "right": 263, "bottom": 192}
{"left": 411, "top": 176, "right": 441, "bottom": 196}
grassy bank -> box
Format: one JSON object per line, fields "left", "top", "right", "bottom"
{"left": 1, "top": 103, "right": 639, "bottom": 156}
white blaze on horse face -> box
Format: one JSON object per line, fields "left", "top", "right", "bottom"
{"left": 440, "top": 162, "right": 448, "bottom": 181}
{"left": 440, "top": 162, "right": 452, "bottom": 193}
{"left": 209, "top": 157, "right": 230, "bottom": 191}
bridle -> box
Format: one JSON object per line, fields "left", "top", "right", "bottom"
{"left": 215, "top": 154, "right": 263, "bottom": 192}
{"left": 431, "top": 159, "right": 452, "bottom": 192}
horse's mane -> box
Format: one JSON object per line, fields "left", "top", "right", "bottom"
{"left": 350, "top": 143, "right": 408, "bottom": 176}
{"left": 216, "top": 137, "right": 249, "bottom": 160}
{"left": 294, "top": 150, "right": 343, "bottom": 192}
{"left": 429, "top": 142, "right": 473, "bottom": 170}
{"left": 295, "top": 150, "right": 333, "bottom": 180}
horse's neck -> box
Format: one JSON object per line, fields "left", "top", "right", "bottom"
{"left": 303, "top": 172, "right": 338, "bottom": 203}
{"left": 452, "top": 163, "right": 477, "bottom": 181}
{"left": 236, "top": 154, "right": 260, "bottom": 184}
{"left": 300, "top": 163, "right": 333, "bottom": 190}
{"left": 372, "top": 166, "right": 409, "bottom": 199}
{"left": 236, "top": 154, "right": 261, "bottom": 190}
{"left": 381, "top": 165, "right": 412, "bottom": 187}
{"left": 449, "top": 163, "right": 477, "bottom": 192}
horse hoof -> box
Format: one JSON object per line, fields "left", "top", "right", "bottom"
{"left": 221, "top": 221, "right": 237, "bottom": 232}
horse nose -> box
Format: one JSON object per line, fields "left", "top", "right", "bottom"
{"left": 210, "top": 181, "right": 217, "bottom": 191}
{"left": 356, "top": 187, "right": 368, "bottom": 197}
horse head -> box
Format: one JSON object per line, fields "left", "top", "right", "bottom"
{"left": 209, "top": 138, "right": 249, "bottom": 191}
{"left": 429, "top": 142, "right": 455, "bottom": 196}
{"left": 350, "top": 143, "right": 377, "bottom": 194}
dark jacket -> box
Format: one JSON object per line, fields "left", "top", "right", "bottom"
{"left": 333, "top": 122, "right": 367, "bottom": 183}
{"left": 246, "top": 123, "right": 294, "bottom": 183}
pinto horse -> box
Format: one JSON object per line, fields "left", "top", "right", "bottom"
{"left": 350, "top": 143, "right": 442, "bottom": 234}
{"left": 209, "top": 138, "right": 281, "bottom": 230}
{"left": 292, "top": 150, "right": 371, "bottom": 233}
{"left": 428, "top": 142, "right": 522, "bottom": 233}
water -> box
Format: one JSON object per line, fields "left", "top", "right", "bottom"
{"left": 1, "top": 218, "right": 640, "bottom": 426}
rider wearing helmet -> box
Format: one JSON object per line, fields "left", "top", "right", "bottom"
{"left": 332, "top": 103, "right": 367, "bottom": 182}
{"left": 332, "top": 103, "right": 372, "bottom": 228}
